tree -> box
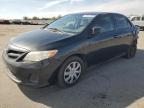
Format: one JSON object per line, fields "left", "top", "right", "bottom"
{"left": 51, "top": 16, "right": 56, "bottom": 20}
{"left": 23, "top": 16, "right": 29, "bottom": 20}
{"left": 42, "top": 17, "right": 51, "bottom": 20}
{"left": 57, "top": 15, "right": 62, "bottom": 19}
{"left": 32, "top": 16, "right": 39, "bottom": 20}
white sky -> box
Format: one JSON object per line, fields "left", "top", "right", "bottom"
{"left": 0, "top": 0, "right": 143, "bottom": 19}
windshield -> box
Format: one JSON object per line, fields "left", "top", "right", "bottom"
{"left": 45, "top": 14, "right": 96, "bottom": 34}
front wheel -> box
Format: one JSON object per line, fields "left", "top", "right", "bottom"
{"left": 57, "top": 56, "right": 85, "bottom": 87}
{"left": 124, "top": 43, "right": 137, "bottom": 59}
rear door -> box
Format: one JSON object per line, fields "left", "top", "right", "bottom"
{"left": 113, "top": 14, "right": 134, "bottom": 54}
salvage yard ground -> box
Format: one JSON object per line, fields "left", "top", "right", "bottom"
{"left": 0, "top": 25, "right": 144, "bottom": 108}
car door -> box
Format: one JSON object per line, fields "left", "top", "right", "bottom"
{"left": 86, "top": 14, "right": 118, "bottom": 64}
{"left": 113, "top": 14, "right": 134, "bottom": 54}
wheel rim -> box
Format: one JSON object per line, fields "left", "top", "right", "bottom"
{"left": 64, "top": 61, "right": 81, "bottom": 84}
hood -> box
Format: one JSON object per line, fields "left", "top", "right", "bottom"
{"left": 10, "top": 29, "right": 72, "bottom": 50}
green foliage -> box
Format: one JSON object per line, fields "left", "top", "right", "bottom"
{"left": 23, "top": 15, "right": 62, "bottom": 20}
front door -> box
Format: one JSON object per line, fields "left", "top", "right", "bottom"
{"left": 86, "top": 14, "right": 117, "bottom": 64}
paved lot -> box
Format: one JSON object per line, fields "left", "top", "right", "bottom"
{"left": 0, "top": 25, "right": 144, "bottom": 108}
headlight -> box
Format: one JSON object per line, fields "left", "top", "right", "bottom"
{"left": 24, "top": 50, "right": 58, "bottom": 62}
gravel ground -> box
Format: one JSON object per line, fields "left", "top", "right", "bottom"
{"left": 0, "top": 25, "right": 144, "bottom": 108}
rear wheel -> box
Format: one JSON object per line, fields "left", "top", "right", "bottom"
{"left": 124, "top": 43, "right": 137, "bottom": 59}
{"left": 57, "top": 56, "right": 85, "bottom": 87}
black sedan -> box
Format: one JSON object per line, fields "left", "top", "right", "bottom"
{"left": 3, "top": 12, "right": 139, "bottom": 88}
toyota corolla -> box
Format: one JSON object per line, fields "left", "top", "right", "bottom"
{"left": 3, "top": 12, "right": 139, "bottom": 88}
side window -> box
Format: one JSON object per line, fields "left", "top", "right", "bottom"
{"left": 115, "top": 15, "right": 131, "bottom": 29}
{"left": 94, "top": 15, "right": 114, "bottom": 33}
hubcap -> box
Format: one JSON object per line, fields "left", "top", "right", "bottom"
{"left": 64, "top": 61, "right": 81, "bottom": 84}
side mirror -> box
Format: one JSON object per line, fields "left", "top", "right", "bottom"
{"left": 91, "top": 26, "right": 102, "bottom": 35}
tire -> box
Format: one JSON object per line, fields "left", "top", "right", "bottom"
{"left": 57, "top": 56, "right": 85, "bottom": 88}
{"left": 124, "top": 43, "right": 137, "bottom": 59}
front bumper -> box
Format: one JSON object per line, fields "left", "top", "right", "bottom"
{"left": 3, "top": 52, "right": 62, "bottom": 88}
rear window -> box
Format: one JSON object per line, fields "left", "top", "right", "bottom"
{"left": 115, "top": 15, "right": 131, "bottom": 29}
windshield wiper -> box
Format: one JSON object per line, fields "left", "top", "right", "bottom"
{"left": 48, "top": 28, "right": 63, "bottom": 33}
